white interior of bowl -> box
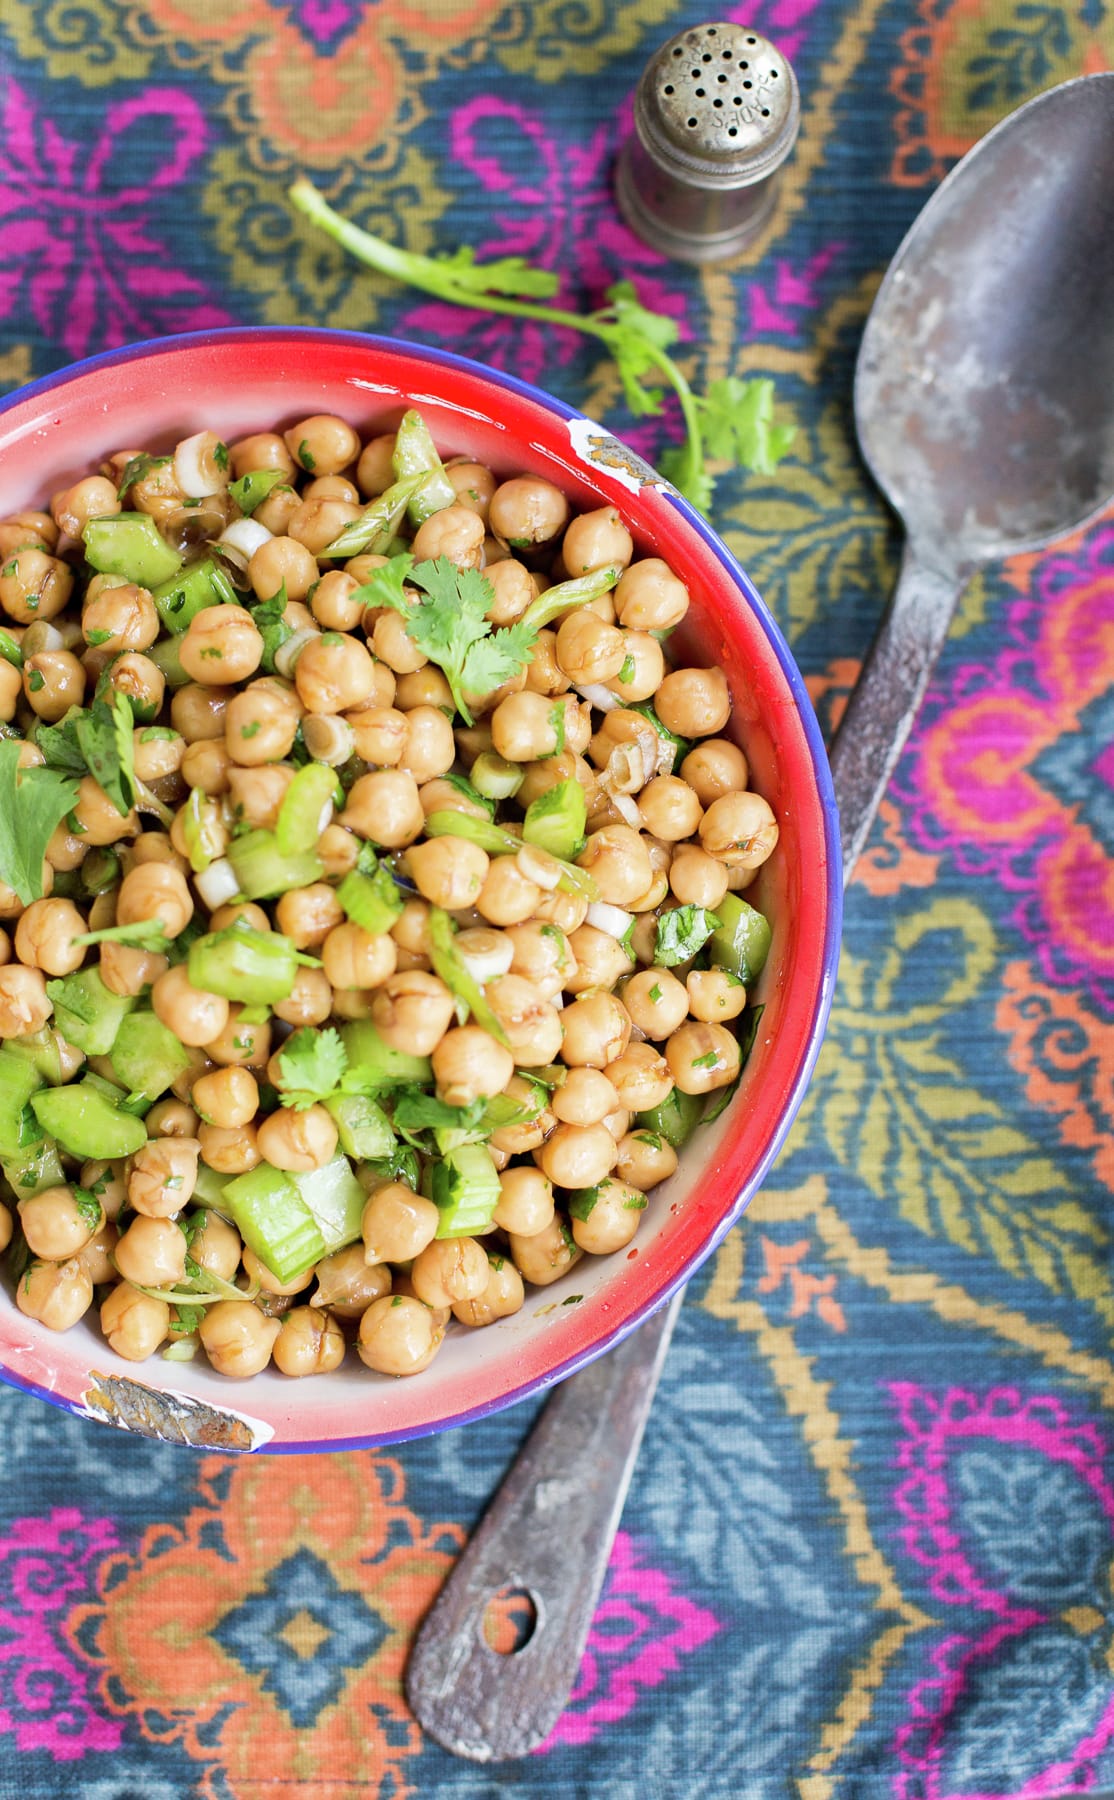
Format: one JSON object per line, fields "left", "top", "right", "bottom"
{"left": 0, "top": 333, "right": 835, "bottom": 1450}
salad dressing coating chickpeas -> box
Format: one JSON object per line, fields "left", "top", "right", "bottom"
{"left": 0, "top": 405, "right": 778, "bottom": 1384}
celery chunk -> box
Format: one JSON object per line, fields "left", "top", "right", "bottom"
{"left": 31, "top": 1080, "right": 147, "bottom": 1160}
{"left": 83, "top": 513, "right": 183, "bottom": 588}
{"left": 152, "top": 558, "right": 239, "bottom": 633}
{"left": 222, "top": 1162, "right": 327, "bottom": 1283}
{"left": 430, "top": 1142, "right": 501, "bottom": 1239}
{"left": 707, "top": 894, "right": 772, "bottom": 987}
{"left": 45, "top": 965, "right": 137, "bottom": 1057}
{"left": 109, "top": 1011, "right": 192, "bottom": 1101}
{"left": 290, "top": 1154, "right": 366, "bottom": 1252}
{"left": 339, "top": 1020, "right": 432, "bottom": 1088}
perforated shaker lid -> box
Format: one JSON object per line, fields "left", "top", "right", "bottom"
{"left": 634, "top": 21, "right": 799, "bottom": 188}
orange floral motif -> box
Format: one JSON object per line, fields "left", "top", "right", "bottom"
{"left": 996, "top": 959, "right": 1114, "bottom": 1196}
{"left": 67, "top": 1452, "right": 463, "bottom": 1799}
{"left": 891, "top": 0, "right": 1112, "bottom": 188}
{"left": 758, "top": 1235, "right": 847, "bottom": 1332}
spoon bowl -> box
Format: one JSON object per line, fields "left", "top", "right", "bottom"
{"left": 832, "top": 71, "right": 1114, "bottom": 873}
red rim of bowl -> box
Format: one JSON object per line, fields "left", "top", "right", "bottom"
{"left": 0, "top": 328, "right": 842, "bottom": 1451}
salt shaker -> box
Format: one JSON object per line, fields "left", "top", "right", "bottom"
{"left": 616, "top": 21, "right": 800, "bottom": 264}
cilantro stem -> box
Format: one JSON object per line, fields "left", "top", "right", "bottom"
{"left": 288, "top": 178, "right": 708, "bottom": 507}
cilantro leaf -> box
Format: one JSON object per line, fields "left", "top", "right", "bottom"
{"left": 32, "top": 709, "right": 88, "bottom": 777}
{"left": 392, "top": 1088, "right": 486, "bottom": 1142}
{"left": 275, "top": 1026, "right": 349, "bottom": 1110}
{"left": 602, "top": 280, "right": 679, "bottom": 418}
{"left": 250, "top": 585, "right": 293, "bottom": 675}
{"left": 698, "top": 378, "right": 796, "bottom": 476}
{"left": 653, "top": 905, "right": 721, "bottom": 968}
{"left": 359, "top": 555, "right": 532, "bottom": 725}
{"left": 116, "top": 453, "right": 170, "bottom": 500}
{"left": 0, "top": 741, "right": 80, "bottom": 905}
{"left": 75, "top": 693, "right": 136, "bottom": 818}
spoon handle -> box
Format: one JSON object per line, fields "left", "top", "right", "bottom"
{"left": 405, "top": 1290, "right": 683, "bottom": 1761}
{"left": 829, "top": 544, "right": 964, "bottom": 879}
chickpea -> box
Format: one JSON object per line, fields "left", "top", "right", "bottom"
{"left": 254, "top": 485, "right": 300, "bottom": 535}
{"left": 560, "top": 991, "right": 632, "bottom": 1068}
{"left": 489, "top": 476, "right": 568, "bottom": 547}
{"left": 445, "top": 460, "right": 497, "bottom": 520}
{"left": 638, "top": 775, "right": 703, "bottom": 843}
{"left": 395, "top": 667, "right": 453, "bottom": 713}
{"left": 292, "top": 631, "right": 375, "bottom": 714}
{"left": 271, "top": 965, "right": 333, "bottom": 1029}
{"left": 508, "top": 1214, "right": 582, "bottom": 1287}
{"left": 0, "top": 547, "right": 73, "bottom": 624}
{"left": 13, "top": 897, "right": 85, "bottom": 977}
{"left": 306, "top": 570, "right": 358, "bottom": 632}
{"left": 256, "top": 1104, "right": 338, "bottom": 1173}
{"left": 679, "top": 736, "right": 748, "bottom": 803}
{"left": 493, "top": 1165, "right": 555, "bottom": 1237}
{"left": 127, "top": 1136, "right": 200, "bottom": 1218}
{"left": 485, "top": 974, "right": 564, "bottom": 1067}
{"left": 198, "top": 1120, "right": 261, "bottom": 1174}
{"left": 20, "top": 1185, "right": 101, "bottom": 1261}
{"left": 569, "top": 1178, "right": 646, "bottom": 1255}
{"left": 538, "top": 1120, "right": 619, "bottom": 1189}
{"left": 179, "top": 604, "right": 263, "bottom": 685}
{"left": 397, "top": 708, "right": 454, "bottom": 785}
{"left": 343, "top": 768, "right": 425, "bottom": 848}
{"left": 53, "top": 474, "right": 121, "bottom": 539}
{"left": 172, "top": 682, "right": 229, "bottom": 743}
{"left": 99, "top": 1283, "right": 171, "bottom": 1361}
{"left": 320, "top": 922, "right": 396, "bottom": 993}
{"left": 148, "top": 963, "right": 227, "bottom": 1048}
{"left": 345, "top": 705, "right": 405, "bottom": 768}
{"left": 613, "top": 558, "right": 689, "bottom": 632}
{"left": 551, "top": 1066, "right": 620, "bottom": 1126}
{"left": 490, "top": 689, "right": 565, "bottom": 763}
{"left": 432, "top": 1025, "right": 515, "bottom": 1106}
{"left": 358, "top": 1293, "right": 443, "bottom": 1376}
{"left": 371, "top": 605, "right": 429, "bottom": 675}
{"left": 665, "top": 1020, "right": 742, "bottom": 1094}
{"left": 554, "top": 610, "right": 627, "bottom": 685}
{"left": 224, "top": 767, "right": 292, "bottom": 834}
{"left": 285, "top": 414, "right": 360, "bottom": 477}
{"left": 274, "top": 884, "right": 343, "bottom": 951}
{"left": 102, "top": 651, "right": 165, "bottom": 721}
{"left": 0, "top": 658, "right": 21, "bottom": 721}
{"left": 288, "top": 495, "right": 360, "bottom": 555}
{"left": 23, "top": 649, "right": 84, "bottom": 720}
{"left": 687, "top": 967, "right": 749, "bottom": 1022}
{"left": 273, "top": 1305, "right": 346, "bottom": 1376}
{"left": 16, "top": 1258, "right": 93, "bottom": 1330}
{"left": 564, "top": 923, "right": 634, "bottom": 996}
{"left": 418, "top": 778, "right": 487, "bottom": 824}
{"left": 0, "top": 964, "right": 52, "bottom": 1037}
{"left": 211, "top": 901, "right": 270, "bottom": 935}
{"left": 484, "top": 558, "right": 537, "bottom": 626}
{"left": 699, "top": 790, "right": 780, "bottom": 870}
{"left": 616, "top": 1127, "right": 679, "bottom": 1190}
{"left": 668, "top": 844, "right": 729, "bottom": 910}
{"left": 533, "top": 887, "right": 590, "bottom": 935}
{"left": 621, "top": 967, "right": 689, "bottom": 1039}
{"left": 224, "top": 681, "right": 301, "bottom": 766}
{"left": 370, "top": 970, "right": 455, "bottom": 1055}
{"left": 604, "top": 1041, "right": 674, "bottom": 1112}
{"left": 603, "top": 631, "right": 664, "bottom": 704}
{"left": 406, "top": 837, "right": 489, "bottom": 912}
{"left": 655, "top": 667, "right": 731, "bottom": 740}
{"left": 228, "top": 431, "right": 296, "bottom": 479}
{"left": 78, "top": 1221, "right": 119, "bottom": 1285}
{"left": 146, "top": 1100, "right": 200, "bottom": 1140}
{"left": 362, "top": 1183, "right": 440, "bottom": 1265}
{"left": 411, "top": 504, "right": 485, "bottom": 568}
{"left": 453, "top": 1254, "right": 525, "bottom": 1327}
{"left": 100, "top": 940, "right": 167, "bottom": 998}
{"left": 355, "top": 434, "right": 396, "bottom": 496}
{"left": 501, "top": 920, "right": 571, "bottom": 997}
{"left": 190, "top": 1066, "right": 257, "bottom": 1130}
{"left": 576, "top": 826, "right": 653, "bottom": 908}
{"left": 0, "top": 509, "right": 57, "bottom": 554}
{"left": 0, "top": 1200, "right": 11, "bottom": 1253}
{"left": 475, "top": 856, "right": 543, "bottom": 927}
{"left": 190, "top": 1211, "right": 242, "bottom": 1282}
{"left": 561, "top": 505, "right": 634, "bottom": 575}
{"left": 114, "top": 1214, "right": 188, "bottom": 1287}
{"left": 248, "top": 535, "right": 318, "bottom": 603}
{"left": 204, "top": 1005, "right": 271, "bottom": 1069}
{"left": 312, "top": 1244, "right": 392, "bottom": 1318}
{"left": 237, "top": 1246, "right": 312, "bottom": 1298}
{"left": 411, "top": 1236, "right": 489, "bottom": 1309}
{"left": 82, "top": 582, "right": 159, "bottom": 654}
{"left": 200, "top": 1300, "right": 282, "bottom": 1377}
{"left": 116, "top": 862, "right": 193, "bottom": 941}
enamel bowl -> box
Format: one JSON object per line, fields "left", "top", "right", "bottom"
{"left": 0, "top": 330, "right": 841, "bottom": 1452}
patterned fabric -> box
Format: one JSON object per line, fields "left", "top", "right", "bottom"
{"left": 1, "top": 0, "right": 1112, "bottom": 1793}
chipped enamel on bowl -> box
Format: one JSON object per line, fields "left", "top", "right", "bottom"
{"left": 0, "top": 330, "right": 841, "bottom": 1452}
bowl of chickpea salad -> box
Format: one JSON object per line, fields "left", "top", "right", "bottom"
{"left": 0, "top": 329, "right": 840, "bottom": 1452}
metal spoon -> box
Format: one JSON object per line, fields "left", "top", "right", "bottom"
{"left": 406, "top": 72, "right": 1114, "bottom": 1760}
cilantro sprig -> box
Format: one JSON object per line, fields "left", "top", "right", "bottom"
{"left": 274, "top": 1026, "right": 386, "bottom": 1111}
{"left": 354, "top": 554, "right": 535, "bottom": 725}
{"left": 288, "top": 179, "right": 795, "bottom": 514}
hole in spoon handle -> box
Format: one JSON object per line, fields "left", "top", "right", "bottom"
{"left": 405, "top": 1290, "right": 683, "bottom": 1761}
{"left": 829, "top": 543, "right": 965, "bottom": 880}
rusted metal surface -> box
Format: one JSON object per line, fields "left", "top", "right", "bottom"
{"left": 81, "top": 1371, "right": 271, "bottom": 1452}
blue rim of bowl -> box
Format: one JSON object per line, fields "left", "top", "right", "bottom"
{"left": 0, "top": 327, "right": 843, "bottom": 1452}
